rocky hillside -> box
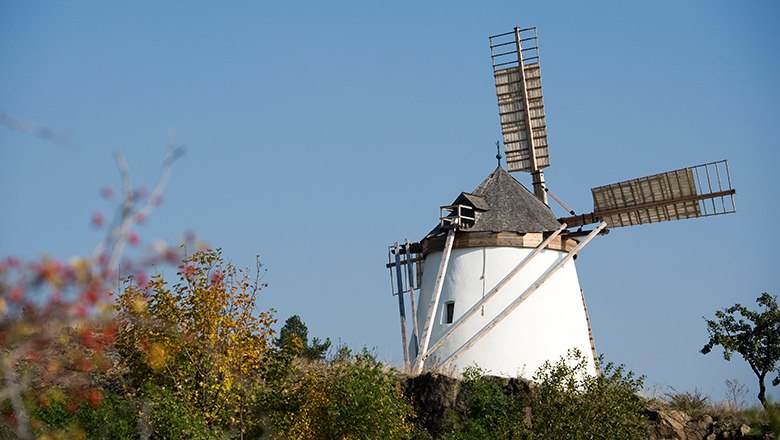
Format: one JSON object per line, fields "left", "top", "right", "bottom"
{"left": 402, "top": 372, "right": 774, "bottom": 440}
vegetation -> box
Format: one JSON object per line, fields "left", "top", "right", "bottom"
{"left": 531, "top": 351, "right": 647, "bottom": 439}
{"left": 659, "top": 385, "right": 780, "bottom": 438}
{"left": 260, "top": 348, "right": 414, "bottom": 439}
{"left": 27, "top": 387, "right": 137, "bottom": 439}
{"left": 661, "top": 387, "right": 711, "bottom": 419}
{"left": 443, "top": 351, "right": 647, "bottom": 440}
{"left": 275, "top": 314, "right": 331, "bottom": 360}
{"left": 138, "top": 382, "right": 222, "bottom": 440}
{"left": 441, "top": 367, "right": 526, "bottom": 439}
{"left": 114, "top": 248, "right": 276, "bottom": 435}
{"left": 702, "top": 292, "right": 780, "bottom": 409}
{"left": 4, "top": 244, "right": 777, "bottom": 440}
{"left": 0, "top": 145, "right": 191, "bottom": 439}
{"left": 4, "top": 248, "right": 779, "bottom": 439}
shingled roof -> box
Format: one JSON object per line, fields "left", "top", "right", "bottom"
{"left": 426, "top": 167, "right": 561, "bottom": 238}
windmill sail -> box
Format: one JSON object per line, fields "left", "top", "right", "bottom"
{"left": 560, "top": 160, "right": 736, "bottom": 228}
{"left": 490, "top": 27, "right": 549, "bottom": 173}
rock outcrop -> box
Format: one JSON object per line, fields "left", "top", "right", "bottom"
{"left": 646, "top": 407, "right": 763, "bottom": 440}
{"left": 402, "top": 373, "right": 462, "bottom": 437}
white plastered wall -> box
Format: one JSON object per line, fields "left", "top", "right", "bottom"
{"left": 414, "top": 245, "right": 596, "bottom": 379}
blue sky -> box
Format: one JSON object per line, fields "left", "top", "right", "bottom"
{"left": 2, "top": 1, "right": 778, "bottom": 403}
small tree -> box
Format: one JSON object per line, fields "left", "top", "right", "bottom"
{"left": 276, "top": 315, "right": 331, "bottom": 360}
{"left": 701, "top": 292, "right": 780, "bottom": 409}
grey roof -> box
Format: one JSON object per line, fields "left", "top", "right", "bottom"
{"left": 454, "top": 192, "right": 490, "bottom": 211}
{"left": 426, "top": 167, "right": 561, "bottom": 238}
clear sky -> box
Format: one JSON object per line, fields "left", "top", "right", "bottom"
{"left": 2, "top": 1, "right": 778, "bottom": 403}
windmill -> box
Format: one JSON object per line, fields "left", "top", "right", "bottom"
{"left": 386, "top": 27, "right": 736, "bottom": 377}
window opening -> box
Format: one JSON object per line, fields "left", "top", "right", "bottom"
{"left": 445, "top": 301, "right": 455, "bottom": 324}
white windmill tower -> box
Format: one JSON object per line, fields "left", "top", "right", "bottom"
{"left": 387, "top": 27, "right": 737, "bottom": 378}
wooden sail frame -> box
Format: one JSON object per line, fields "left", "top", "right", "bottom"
{"left": 490, "top": 27, "right": 550, "bottom": 175}
{"left": 560, "top": 160, "right": 736, "bottom": 228}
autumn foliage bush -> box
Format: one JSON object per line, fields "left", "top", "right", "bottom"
{"left": 0, "top": 145, "right": 232, "bottom": 439}
{"left": 114, "top": 248, "right": 276, "bottom": 435}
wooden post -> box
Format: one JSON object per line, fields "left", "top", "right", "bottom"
{"left": 532, "top": 170, "right": 548, "bottom": 205}
{"left": 393, "top": 244, "right": 410, "bottom": 372}
{"left": 413, "top": 228, "right": 456, "bottom": 374}
{"left": 439, "top": 222, "right": 606, "bottom": 370}
{"left": 514, "top": 27, "right": 547, "bottom": 205}
{"left": 580, "top": 287, "right": 601, "bottom": 376}
{"left": 405, "top": 240, "right": 421, "bottom": 353}
{"left": 421, "top": 223, "right": 567, "bottom": 362}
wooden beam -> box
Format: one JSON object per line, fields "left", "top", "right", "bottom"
{"left": 386, "top": 255, "right": 424, "bottom": 269}
{"left": 514, "top": 27, "right": 537, "bottom": 173}
{"left": 580, "top": 288, "right": 600, "bottom": 376}
{"left": 560, "top": 189, "right": 737, "bottom": 227}
{"left": 423, "top": 231, "right": 578, "bottom": 254}
{"left": 393, "top": 245, "right": 410, "bottom": 372}
{"left": 405, "top": 241, "right": 421, "bottom": 356}
{"left": 413, "top": 228, "right": 456, "bottom": 374}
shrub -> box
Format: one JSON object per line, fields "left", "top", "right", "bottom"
{"left": 140, "top": 383, "right": 222, "bottom": 440}
{"left": 441, "top": 366, "right": 527, "bottom": 440}
{"left": 531, "top": 350, "right": 647, "bottom": 440}
{"left": 440, "top": 351, "right": 648, "bottom": 440}
{"left": 261, "top": 348, "right": 415, "bottom": 439}
{"left": 28, "top": 387, "right": 137, "bottom": 439}
{"left": 662, "top": 387, "right": 710, "bottom": 419}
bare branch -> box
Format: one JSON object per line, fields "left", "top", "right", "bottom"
{"left": 91, "top": 142, "right": 184, "bottom": 278}
{"left": 0, "top": 110, "right": 71, "bottom": 146}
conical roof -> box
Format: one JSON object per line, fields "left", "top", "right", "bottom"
{"left": 469, "top": 167, "right": 561, "bottom": 233}
{"left": 425, "top": 167, "right": 561, "bottom": 238}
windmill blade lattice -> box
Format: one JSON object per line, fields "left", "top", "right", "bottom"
{"left": 560, "top": 160, "right": 736, "bottom": 228}
{"left": 490, "top": 27, "right": 550, "bottom": 173}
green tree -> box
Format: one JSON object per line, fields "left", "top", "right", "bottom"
{"left": 701, "top": 292, "right": 780, "bottom": 409}
{"left": 276, "top": 315, "right": 331, "bottom": 360}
